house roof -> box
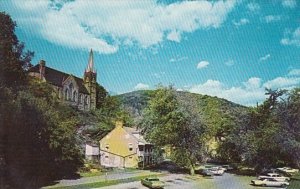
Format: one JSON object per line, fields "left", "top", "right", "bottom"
{"left": 123, "top": 127, "right": 149, "bottom": 145}
{"left": 29, "top": 65, "right": 89, "bottom": 94}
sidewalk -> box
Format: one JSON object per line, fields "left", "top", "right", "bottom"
{"left": 43, "top": 170, "right": 163, "bottom": 188}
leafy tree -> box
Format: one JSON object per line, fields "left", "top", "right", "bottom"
{"left": 141, "top": 86, "right": 206, "bottom": 175}
{"left": 96, "top": 83, "right": 108, "bottom": 109}
{"left": 0, "top": 13, "right": 83, "bottom": 188}
{"left": 276, "top": 88, "right": 300, "bottom": 167}
{"left": 0, "top": 12, "right": 33, "bottom": 88}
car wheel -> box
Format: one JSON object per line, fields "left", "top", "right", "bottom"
{"left": 281, "top": 184, "right": 287, "bottom": 187}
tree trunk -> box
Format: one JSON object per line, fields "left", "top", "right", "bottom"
{"left": 190, "top": 165, "right": 195, "bottom": 175}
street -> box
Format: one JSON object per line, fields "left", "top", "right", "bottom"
{"left": 94, "top": 173, "right": 288, "bottom": 189}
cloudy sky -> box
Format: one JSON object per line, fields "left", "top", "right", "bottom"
{"left": 1, "top": 0, "right": 300, "bottom": 106}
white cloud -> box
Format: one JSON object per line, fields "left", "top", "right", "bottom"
{"left": 188, "top": 75, "right": 300, "bottom": 106}
{"left": 233, "top": 18, "right": 249, "bottom": 27}
{"left": 169, "top": 56, "right": 188, "bottom": 62}
{"left": 134, "top": 83, "right": 150, "bottom": 90}
{"left": 263, "top": 77, "right": 300, "bottom": 89}
{"left": 264, "top": 15, "right": 281, "bottom": 23}
{"left": 288, "top": 69, "right": 300, "bottom": 76}
{"left": 281, "top": 27, "right": 300, "bottom": 47}
{"left": 247, "top": 2, "right": 260, "bottom": 12}
{"left": 259, "top": 54, "right": 271, "bottom": 62}
{"left": 197, "top": 61, "right": 210, "bottom": 69}
{"left": 282, "top": 0, "right": 297, "bottom": 8}
{"left": 225, "top": 59, "right": 234, "bottom": 66}
{"left": 11, "top": 0, "right": 236, "bottom": 54}
{"left": 188, "top": 78, "right": 266, "bottom": 106}
{"left": 167, "top": 30, "right": 181, "bottom": 42}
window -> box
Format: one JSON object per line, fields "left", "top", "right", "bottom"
{"left": 129, "top": 143, "right": 133, "bottom": 151}
{"left": 73, "top": 91, "right": 77, "bottom": 102}
{"left": 84, "top": 96, "right": 88, "bottom": 105}
{"left": 79, "top": 94, "right": 82, "bottom": 103}
{"left": 65, "top": 89, "right": 69, "bottom": 100}
{"left": 105, "top": 144, "right": 109, "bottom": 150}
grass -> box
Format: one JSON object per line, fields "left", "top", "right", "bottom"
{"left": 288, "top": 173, "right": 300, "bottom": 189}
{"left": 47, "top": 174, "right": 164, "bottom": 189}
{"left": 79, "top": 171, "right": 103, "bottom": 178}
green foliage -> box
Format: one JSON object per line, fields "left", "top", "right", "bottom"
{"left": 0, "top": 12, "right": 33, "bottom": 88}
{"left": 96, "top": 83, "right": 108, "bottom": 109}
{"left": 0, "top": 13, "right": 83, "bottom": 188}
{"left": 141, "top": 86, "right": 206, "bottom": 175}
{"left": 87, "top": 95, "right": 134, "bottom": 140}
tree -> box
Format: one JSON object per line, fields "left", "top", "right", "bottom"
{"left": 141, "top": 86, "right": 206, "bottom": 175}
{"left": 0, "top": 12, "right": 33, "bottom": 88}
{"left": 96, "top": 83, "right": 108, "bottom": 109}
{"left": 276, "top": 88, "right": 300, "bottom": 167}
{"left": 0, "top": 13, "right": 83, "bottom": 188}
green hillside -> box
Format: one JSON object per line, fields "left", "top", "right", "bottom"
{"left": 117, "top": 90, "right": 249, "bottom": 138}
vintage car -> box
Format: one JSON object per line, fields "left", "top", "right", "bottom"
{"left": 200, "top": 168, "right": 214, "bottom": 177}
{"left": 258, "top": 173, "right": 290, "bottom": 182}
{"left": 141, "top": 177, "right": 164, "bottom": 189}
{"left": 251, "top": 178, "right": 289, "bottom": 187}
{"left": 277, "top": 167, "right": 299, "bottom": 174}
{"left": 209, "top": 167, "right": 225, "bottom": 175}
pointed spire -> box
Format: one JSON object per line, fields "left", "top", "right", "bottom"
{"left": 86, "top": 49, "right": 95, "bottom": 73}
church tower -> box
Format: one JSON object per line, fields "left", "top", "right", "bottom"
{"left": 84, "top": 49, "right": 97, "bottom": 110}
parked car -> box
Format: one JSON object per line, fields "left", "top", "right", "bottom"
{"left": 258, "top": 173, "right": 290, "bottom": 182}
{"left": 277, "top": 167, "right": 299, "bottom": 174}
{"left": 221, "top": 165, "right": 234, "bottom": 171}
{"left": 209, "top": 167, "right": 225, "bottom": 176}
{"left": 251, "top": 178, "right": 289, "bottom": 187}
{"left": 141, "top": 177, "right": 164, "bottom": 189}
{"left": 200, "top": 168, "right": 214, "bottom": 177}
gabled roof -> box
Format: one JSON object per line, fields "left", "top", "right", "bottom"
{"left": 29, "top": 65, "right": 89, "bottom": 94}
{"left": 123, "top": 127, "right": 149, "bottom": 145}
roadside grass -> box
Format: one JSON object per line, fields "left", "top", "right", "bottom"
{"left": 79, "top": 167, "right": 138, "bottom": 178}
{"left": 79, "top": 171, "right": 103, "bottom": 178}
{"left": 48, "top": 174, "right": 165, "bottom": 189}
{"left": 288, "top": 173, "right": 300, "bottom": 189}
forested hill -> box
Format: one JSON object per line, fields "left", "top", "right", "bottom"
{"left": 117, "top": 90, "right": 250, "bottom": 136}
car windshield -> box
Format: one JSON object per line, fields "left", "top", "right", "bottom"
{"left": 149, "top": 178, "right": 159, "bottom": 181}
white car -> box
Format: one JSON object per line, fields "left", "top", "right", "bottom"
{"left": 277, "top": 167, "right": 299, "bottom": 174}
{"left": 258, "top": 173, "right": 290, "bottom": 182}
{"left": 209, "top": 167, "right": 225, "bottom": 175}
{"left": 251, "top": 178, "right": 289, "bottom": 187}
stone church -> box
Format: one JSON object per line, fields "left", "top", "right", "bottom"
{"left": 29, "top": 49, "right": 97, "bottom": 111}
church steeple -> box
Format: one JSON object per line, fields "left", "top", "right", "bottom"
{"left": 83, "top": 49, "right": 97, "bottom": 110}
{"left": 86, "top": 49, "right": 96, "bottom": 73}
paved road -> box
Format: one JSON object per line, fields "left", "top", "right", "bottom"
{"left": 43, "top": 170, "right": 162, "bottom": 188}
{"left": 95, "top": 173, "right": 288, "bottom": 189}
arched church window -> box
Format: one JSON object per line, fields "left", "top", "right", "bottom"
{"left": 84, "top": 96, "right": 88, "bottom": 105}
{"left": 65, "top": 89, "right": 69, "bottom": 100}
{"left": 79, "top": 94, "right": 82, "bottom": 104}
{"left": 73, "top": 91, "right": 77, "bottom": 102}
{"left": 69, "top": 83, "right": 73, "bottom": 100}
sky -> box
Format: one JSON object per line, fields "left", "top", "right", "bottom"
{"left": 1, "top": 0, "right": 300, "bottom": 106}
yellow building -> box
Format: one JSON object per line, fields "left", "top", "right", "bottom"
{"left": 99, "top": 121, "right": 154, "bottom": 168}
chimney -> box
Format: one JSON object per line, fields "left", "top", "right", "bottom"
{"left": 39, "top": 60, "right": 46, "bottom": 80}
{"left": 115, "top": 121, "right": 123, "bottom": 128}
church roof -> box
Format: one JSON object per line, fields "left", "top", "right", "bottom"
{"left": 29, "top": 65, "right": 89, "bottom": 94}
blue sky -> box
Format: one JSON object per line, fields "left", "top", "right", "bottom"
{"left": 1, "top": 0, "right": 300, "bottom": 106}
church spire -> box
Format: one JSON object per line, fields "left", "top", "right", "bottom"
{"left": 86, "top": 49, "right": 95, "bottom": 73}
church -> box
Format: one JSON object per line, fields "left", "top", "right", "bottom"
{"left": 29, "top": 49, "right": 97, "bottom": 111}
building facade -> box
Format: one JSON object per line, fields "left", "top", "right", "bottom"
{"left": 99, "top": 121, "right": 154, "bottom": 168}
{"left": 29, "top": 49, "right": 97, "bottom": 111}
